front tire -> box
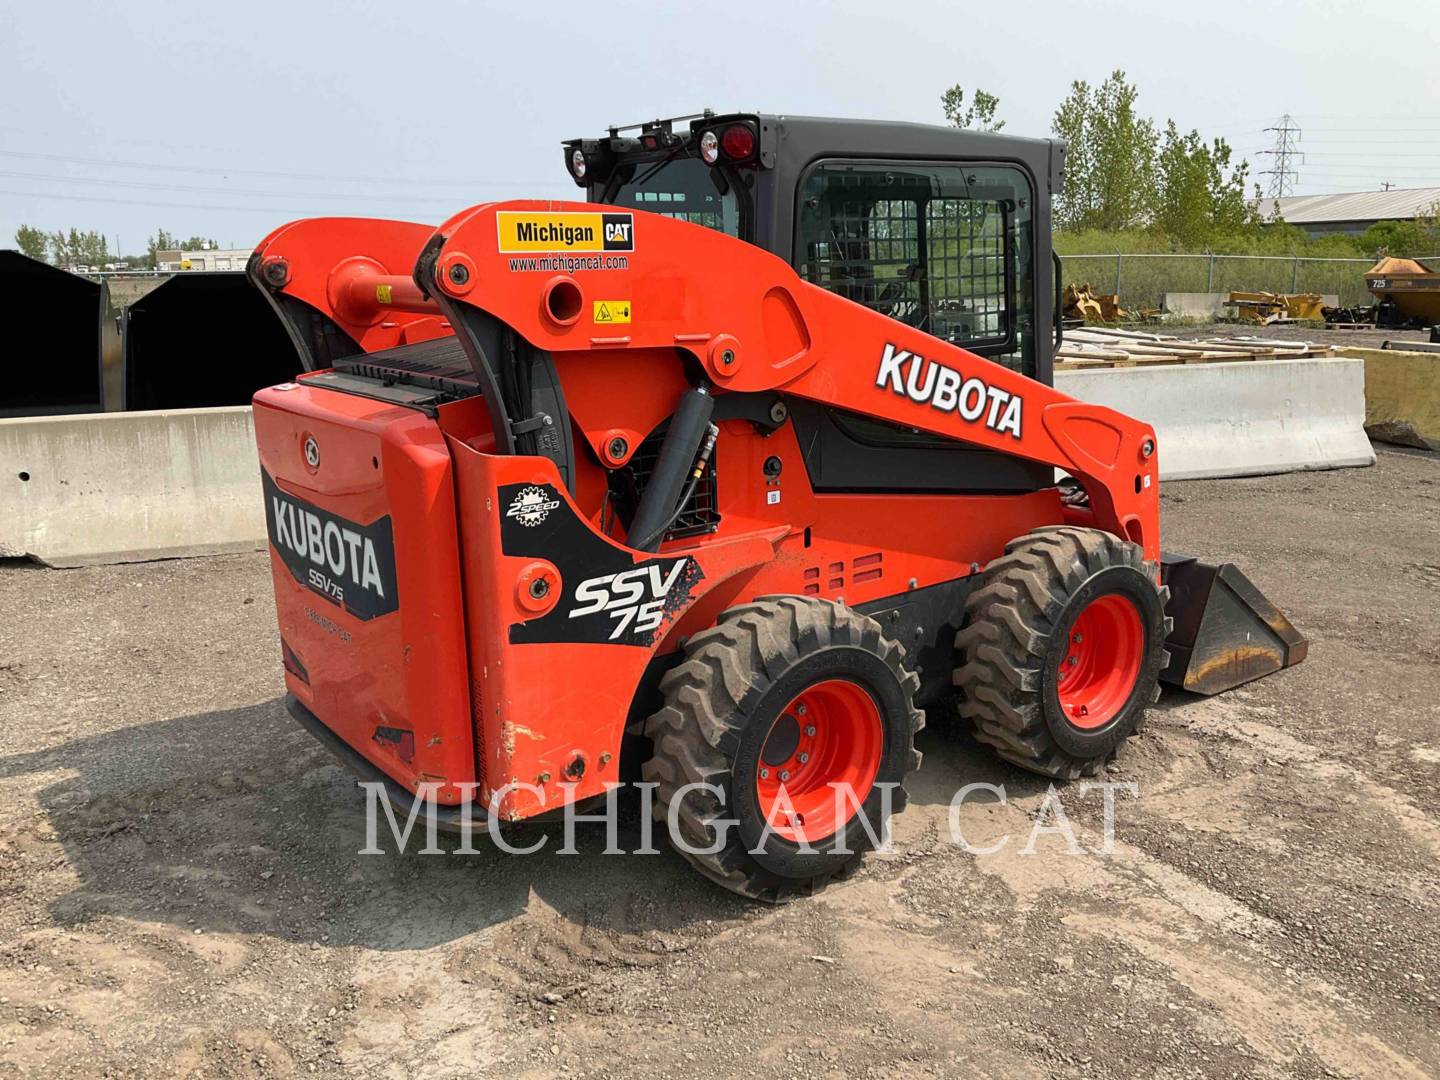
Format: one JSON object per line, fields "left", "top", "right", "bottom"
{"left": 643, "top": 597, "right": 922, "bottom": 902}
{"left": 955, "top": 527, "right": 1170, "bottom": 779}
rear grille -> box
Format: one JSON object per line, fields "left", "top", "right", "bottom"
{"left": 624, "top": 428, "right": 720, "bottom": 541}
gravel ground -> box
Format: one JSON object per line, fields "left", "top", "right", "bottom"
{"left": 1, "top": 448, "right": 1437, "bottom": 1078}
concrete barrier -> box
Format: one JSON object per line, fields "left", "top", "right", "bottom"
{"left": 1056, "top": 358, "right": 1375, "bottom": 480}
{"left": 1, "top": 407, "right": 264, "bottom": 566}
{"left": 1336, "top": 346, "right": 1440, "bottom": 450}
{"left": 0, "top": 357, "right": 1376, "bottom": 566}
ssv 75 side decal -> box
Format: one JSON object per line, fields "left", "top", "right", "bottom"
{"left": 570, "top": 562, "right": 691, "bottom": 641}
{"left": 498, "top": 482, "right": 705, "bottom": 647}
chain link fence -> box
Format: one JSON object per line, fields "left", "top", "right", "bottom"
{"left": 1056, "top": 253, "right": 1396, "bottom": 311}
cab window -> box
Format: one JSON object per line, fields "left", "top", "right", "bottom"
{"left": 797, "top": 161, "right": 1035, "bottom": 375}
{"left": 606, "top": 157, "right": 741, "bottom": 236}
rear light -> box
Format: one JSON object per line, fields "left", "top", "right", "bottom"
{"left": 570, "top": 148, "right": 587, "bottom": 179}
{"left": 720, "top": 123, "right": 755, "bottom": 161}
{"left": 699, "top": 130, "right": 719, "bottom": 164}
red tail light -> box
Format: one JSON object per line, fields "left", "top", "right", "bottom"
{"left": 720, "top": 124, "right": 756, "bottom": 161}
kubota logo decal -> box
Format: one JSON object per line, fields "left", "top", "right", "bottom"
{"left": 875, "top": 342, "right": 1023, "bottom": 439}
{"left": 569, "top": 561, "right": 691, "bottom": 641}
{"left": 261, "top": 471, "right": 399, "bottom": 621}
{"left": 496, "top": 211, "right": 635, "bottom": 253}
{"left": 506, "top": 485, "right": 562, "bottom": 527}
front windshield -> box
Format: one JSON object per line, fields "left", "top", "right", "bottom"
{"left": 605, "top": 156, "right": 741, "bottom": 237}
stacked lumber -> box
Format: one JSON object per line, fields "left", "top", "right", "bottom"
{"left": 1056, "top": 327, "right": 1336, "bottom": 370}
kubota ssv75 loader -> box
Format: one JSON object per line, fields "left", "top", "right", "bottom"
{"left": 249, "top": 112, "right": 1305, "bottom": 900}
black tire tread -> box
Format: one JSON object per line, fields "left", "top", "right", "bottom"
{"left": 954, "top": 526, "right": 1172, "bottom": 780}
{"left": 642, "top": 596, "right": 922, "bottom": 902}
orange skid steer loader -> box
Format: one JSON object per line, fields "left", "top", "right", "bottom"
{"left": 249, "top": 112, "right": 1305, "bottom": 900}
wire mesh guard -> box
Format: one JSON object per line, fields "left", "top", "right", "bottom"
{"left": 615, "top": 426, "right": 720, "bottom": 542}
{"left": 801, "top": 176, "right": 1010, "bottom": 353}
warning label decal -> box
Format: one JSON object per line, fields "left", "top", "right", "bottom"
{"left": 593, "top": 300, "right": 632, "bottom": 324}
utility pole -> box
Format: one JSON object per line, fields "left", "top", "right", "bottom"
{"left": 1259, "top": 114, "right": 1302, "bottom": 199}
{"left": 1381, "top": 182, "right": 1395, "bottom": 192}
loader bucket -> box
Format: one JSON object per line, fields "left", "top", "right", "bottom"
{"left": 123, "top": 271, "right": 298, "bottom": 410}
{"left": 1159, "top": 553, "right": 1308, "bottom": 695}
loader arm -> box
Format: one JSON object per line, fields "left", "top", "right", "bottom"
{"left": 411, "top": 200, "right": 1161, "bottom": 562}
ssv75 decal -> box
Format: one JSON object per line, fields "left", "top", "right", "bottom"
{"left": 570, "top": 562, "right": 691, "bottom": 641}
{"left": 498, "top": 481, "right": 705, "bottom": 647}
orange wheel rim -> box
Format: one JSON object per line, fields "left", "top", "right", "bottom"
{"left": 1056, "top": 593, "right": 1144, "bottom": 730}
{"left": 755, "top": 678, "right": 884, "bottom": 844}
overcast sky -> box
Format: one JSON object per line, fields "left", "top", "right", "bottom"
{"left": 3, "top": 0, "right": 1438, "bottom": 255}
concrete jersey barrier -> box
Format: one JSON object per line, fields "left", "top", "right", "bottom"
{"left": 1, "top": 407, "right": 264, "bottom": 567}
{"left": 1055, "top": 357, "right": 1375, "bottom": 481}
{"left": 1336, "top": 346, "right": 1440, "bottom": 451}
{"left": 2, "top": 357, "right": 1374, "bottom": 566}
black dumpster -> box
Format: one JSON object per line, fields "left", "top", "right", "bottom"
{"left": 0, "top": 250, "right": 112, "bottom": 417}
{"left": 122, "top": 271, "right": 300, "bottom": 410}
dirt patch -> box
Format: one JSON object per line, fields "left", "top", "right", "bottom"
{"left": 1, "top": 448, "right": 1437, "bottom": 1077}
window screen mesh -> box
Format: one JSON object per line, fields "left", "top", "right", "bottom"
{"left": 798, "top": 163, "right": 1034, "bottom": 374}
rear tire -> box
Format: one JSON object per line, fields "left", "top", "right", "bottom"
{"left": 643, "top": 597, "right": 922, "bottom": 902}
{"left": 954, "top": 527, "right": 1170, "bottom": 779}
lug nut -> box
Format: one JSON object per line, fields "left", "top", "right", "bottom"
{"left": 796, "top": 704, "right": 807, "bottom": 717}
{"left": 804, "top": 724, "right": 816, "bottom": 737}
{"left": 1072, "top": 633, "right": 1083, "bottom": 644}
{"left": 798, "top": 752, "right": 810, "bottom": 764}
{"left": 759, "top": 768, "right": 770, "bottom": 779}
{"left": 778, "top": 770, "right": 790, "bottom": 782}
{"left": 1068, "top": 655, "right": 1079, "bottom": 666}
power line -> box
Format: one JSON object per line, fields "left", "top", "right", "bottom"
{"left": 1259, "top": 115, "right": 1302, "bottom": 198}
{"left": 0, "top": 168, "right": 495, "bottom": 205}
{"left": 0, "top": 148, "right": 555, "bottom": 190}
{"left": 0, "top": 186, "right": 449, "bottom": 216}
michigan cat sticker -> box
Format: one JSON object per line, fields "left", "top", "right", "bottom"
{"left": 497, "top": 212, "right": 635, "bottom": 253}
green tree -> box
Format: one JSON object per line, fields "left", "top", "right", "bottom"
{"left": 14, "top": 225, "right": 48, "bottom": 261}
{"left": 145, "top": 228, "right": 176, "bottom": 269}
{"left": 941, "top": 86, "right": 1005, "bottom": 132}
{"left": 1359, "top": 200, "right": 1440, "bottom": 257}
{"left": 1052, "top": 70, "right": 1158, "bottom": 231}
{"left": 47, "top": 228, "right": 109, "bottom": 267}
{"left": 1153, "top": 123, "right": 1254, "bottom": 246}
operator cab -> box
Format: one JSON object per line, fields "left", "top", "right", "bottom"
{"left": 564, "top": 110, "right": 1065, "bottom": 386}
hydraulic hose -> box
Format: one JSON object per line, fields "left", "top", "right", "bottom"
{"left": 628, "top": 385, "right": 714, "bottom": 552}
